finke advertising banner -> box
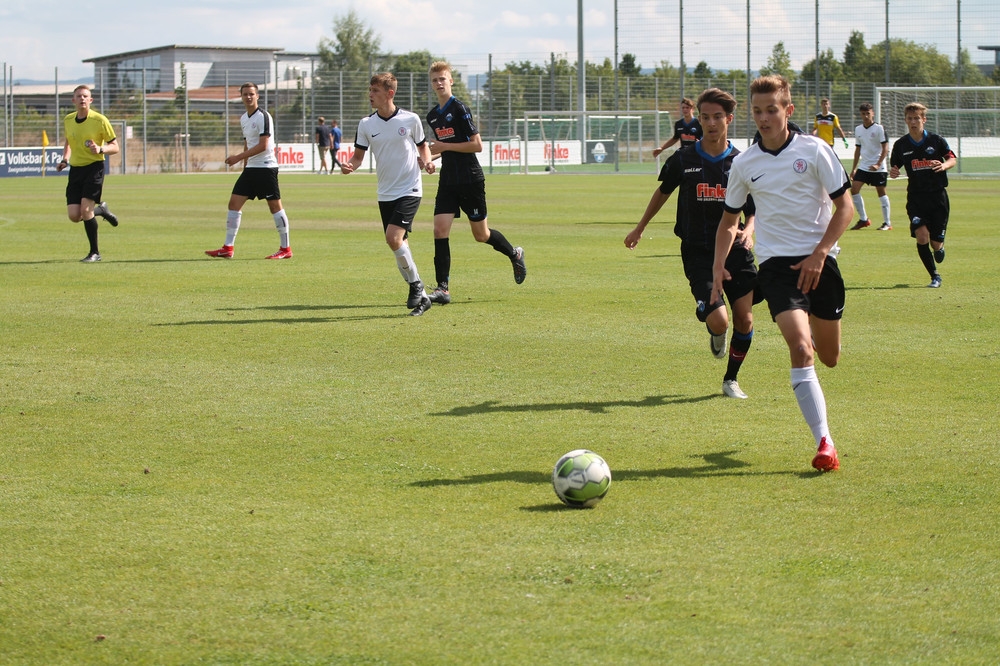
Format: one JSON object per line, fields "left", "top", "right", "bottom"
{"left": 280, "top": 140, "right": 582, "bottom": 173}
{"left": 0, "top": 147, "right": 68, "bottom": 178}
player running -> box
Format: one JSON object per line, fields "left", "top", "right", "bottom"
{"left": 713, "top": 75, "right": 854, "bottom": 472}
{"left": 626, "top": 88, "right": 758, "bottom": 400}
{"left": 424, "top": 61, "right": 525, "bottom": 305}
{"left": 889, "top": 102, "right": 956, "bottom": 289}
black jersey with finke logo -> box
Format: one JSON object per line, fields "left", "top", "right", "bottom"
{"left": 673, "top": 117, "right": 703, "bottom": 149}
{"left": 890, "top": 130, "right": 955, "bottom": 193}
{"left": 427, "top": 96, "right": 484, "bottom": 185}
{"left": 659, "top": 141, "right": 754, "bottom": 249}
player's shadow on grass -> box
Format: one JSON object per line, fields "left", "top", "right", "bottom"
{"left": 846, "top": 283, "right": 913, "bottom": 290}
{"left": 431, "top": 393, "right": 717, "bottom": 417}
{"left": 157, "top": 305, "right": 414, "bottom": 326}
{"left": 414, "top": 450, "right": 797, "bottom": 511}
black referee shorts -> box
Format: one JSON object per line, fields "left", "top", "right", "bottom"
{"left": 65, "top": 161, "right": 105, "bottom": 206}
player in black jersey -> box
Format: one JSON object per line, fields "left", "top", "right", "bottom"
{"left": 653, "top": 98, "right": 703, "bottom": 157}
{"left": 626, "top": 88, "right": 758, "bottom": 400}
{"left": 424, "top": 61, "right": 525, "bottom": 305}
{"left": 889, "top": 102, "right": 956, "bottom": 288}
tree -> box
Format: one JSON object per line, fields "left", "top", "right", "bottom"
{"left": 760, "top": 42, "right": 796, "bottom": 84}
{"left": 801, "top": 48, "right": 845, "bottom": 83}
{"left": 317, "top": 10, "right": 382, "bottom": 72}
{"left": 652, "top": 60, "right": 679, "bottom": 80}
{"left": 692, "top": 61, "right": 713, "bottom": 79}
{"left": 842, "top": 30, "right": 869, "bottom": 76}
{"left": 619, "top": 53, "right": 642, "bottom": 79}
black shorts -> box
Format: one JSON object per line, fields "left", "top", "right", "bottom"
{"left": 758, "top": 255, "right": 845, "bottom": 321}
{"left": 65, "top": 161, "right": 105, "bottom": 206}
{"left": 853, "top": 169, "right": 888, "bottom": 187}
{"left": 434, "top": 180, "right": 488, "bottom": 222}
{"left": 907, "top": 189, "right": 949, "bottom": 242}
{"left": 681, "top": 242, "right": 759, "bottom": 322}
{"left": 233, "top": 167, "right": 281, "bottom": 201}
{"left": 379, "top": 196, "right": 422, "bottom": 235}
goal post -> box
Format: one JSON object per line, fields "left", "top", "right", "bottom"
{"left": 874, "top": 86, "right": 1000, "bottom": 176}
{"left": 520, "top": 110, "right": 671, "bottom": 173}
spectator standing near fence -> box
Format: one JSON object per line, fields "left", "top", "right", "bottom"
{"left": 315, "top": 117, "right": 332, "bottom": 174}
{"left": 57, "top": 84, "right": 120, "bottom": 263}
{"left": 205, "top": 82, "right": 292, "bottom": 260}
{"left": 330, "top": 119, "right": 343, "bottom": 170}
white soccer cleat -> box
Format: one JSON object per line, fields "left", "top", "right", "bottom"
{"left": 722, "top": 379, "right": 748, "bottom": 399}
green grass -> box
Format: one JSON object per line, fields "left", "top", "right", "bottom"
{"left": 1, "top": 172, "right": 999, "bottom": 664}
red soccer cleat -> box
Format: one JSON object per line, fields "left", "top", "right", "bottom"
{"left": 205, "top": 245, "right": 234, "bottom": 258}
{"left": 811, "top": 437, "right": 840, "bottom": 472}
{"left": 266, "top": 246, "right": 293, "bottom": 259}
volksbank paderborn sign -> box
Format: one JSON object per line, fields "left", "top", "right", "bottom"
{"left": 0, "top": 147, "right": 68, "bottom": 178}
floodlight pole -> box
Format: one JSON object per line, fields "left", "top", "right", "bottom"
{"left": 578, "top": 0, "right": 586, "bottom": 156}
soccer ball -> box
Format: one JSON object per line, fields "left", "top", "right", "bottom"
{"left": 552, "top": 449, "right": 611, "bottom": 508}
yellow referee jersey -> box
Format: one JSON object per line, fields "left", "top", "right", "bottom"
{"left": 63, "top": 109, "right": 116, "bottom": 167}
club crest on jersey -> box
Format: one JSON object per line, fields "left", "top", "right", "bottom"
{"left": 398, "top": 127, "right": 408, "bottom": 136}
{"left": 793, "top": 159, "right": 807, "bottom": 173}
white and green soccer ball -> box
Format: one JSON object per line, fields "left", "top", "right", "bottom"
{"left": 552, "top": 449, "right": 611, "bottom": 508}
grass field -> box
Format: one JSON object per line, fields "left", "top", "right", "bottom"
{"left": 1, "top": 172, "right": 999, "bottom": 664}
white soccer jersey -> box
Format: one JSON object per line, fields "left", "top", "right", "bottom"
{"left": 242, "top": 107, "right": 277, "bottom": 168}
{"left": 854, "top": 122, "right": 889, "bottom": 172}
{"left": 355, "top": 107, "right": 426, "bottom": 200}
{"left": 725, "top": 133, "right": 850, "bottom": 264}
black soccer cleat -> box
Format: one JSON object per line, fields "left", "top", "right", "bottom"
{"left": 409, "top": 295, "right": 432, "bottom": 316}
{"left": 511, "top": 247, "right": 526, "bottom": 284}
{"left": 95, "top": 202, "right": 118, "bottom": 227}
{"left": 428, "top": 286, "right": 451, "bottom": 305}
{"left": 933, "top": 247, "right": 945, "bottom": 264}
{"left": 407, "top": 280, "right": 425, "bottom": 309}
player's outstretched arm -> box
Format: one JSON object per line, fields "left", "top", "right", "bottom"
{"left": 625, "top": 189, "right": 670, "bottom": 249}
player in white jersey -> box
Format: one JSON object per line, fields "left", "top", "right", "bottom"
{"left": 205, "top": 82, "right": 292, "bottom": 259}
{"left": 713, "top": 75, "right": 854, "bottom": 472}
{"left": 849, "top": 102, "right": 892, "bottom": 231}
{"left": 341, "top": 73, "right": 436, "bottom": 316}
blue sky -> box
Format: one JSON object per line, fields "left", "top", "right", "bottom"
{"left": 3, "top": 0, "right": 996, "bottom": 82}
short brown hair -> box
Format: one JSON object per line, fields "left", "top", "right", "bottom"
{"left": 73, "top": 84, "right": 92, "bottom": 95}
{"left": 859, "top": 102, "right": 873, "bottom": 112}
{"left": 904, "top": 102, "right": 928, "bottom": 118}
{"left": 239, "top": 82, "right": 259, "bottom": 94}
{"left": 681, "top": 97, "right": 695, "bottom": 107}
{"left": 750, "top": 75, "right": 792, "bottom": 107}
{"left": 370, "top": 73, "right": 397, "bottom": 93}
{"left": 429, "top": 61, "right": 451, "bottom": 75}
{"left": 697, "top": 88, "right": 737, "bottom": 115}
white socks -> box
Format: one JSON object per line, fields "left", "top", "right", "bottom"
{"left": 394, "top": 244, "right": 420, "bottom": 283}
{"left": 852, "top": 193, "right": 868, "bottom": 222}
{"left": 791, "top": 366, "right": 830, "bottom": 447}
{"left": 225, "top": 210, "right": 241, "bottom": 246}
{"left": 879, "top": 195, "right": 891, "bottom": 226}
{"left": 273, "top": 210, "right": 290, "bottom": 248}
